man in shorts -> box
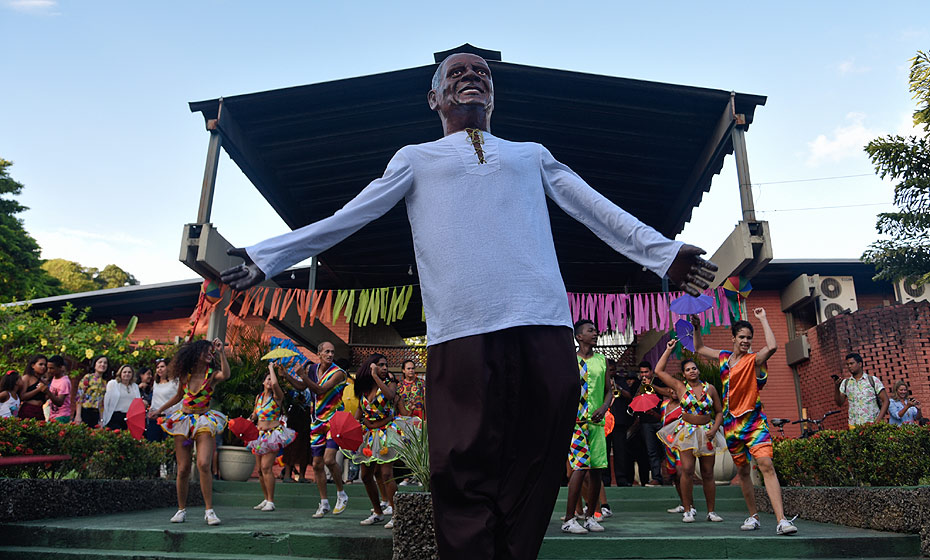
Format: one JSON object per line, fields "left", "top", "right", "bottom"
{"left": 562, "top": 319, "right": 612, "bottom": 534}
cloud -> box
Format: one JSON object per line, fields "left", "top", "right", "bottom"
{"left": 806, "top": 112, "right": 877, "bottom": 165}
{"left": 32, "top": 227, "right": 190, "bottom": 285}
{"left": 838, "top": 58, "right": 870, "bottom": 75}
{"left": 5, "top": 0, "right": 60, "bottom": 15}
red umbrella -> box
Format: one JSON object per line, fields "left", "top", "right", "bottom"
{"left": 228, "top": 417, "right": 260, "bottom": 444}
{"left": 629, "top": 393, "right": 661, "bottom": 413}
{"left": 329, "top": 411, "right": 364, "bottom": 451}
{"left": 126, "top": 398, "right": 147, "bottom": 440}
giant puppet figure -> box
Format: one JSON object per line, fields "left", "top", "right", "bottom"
{"left": 222, "top": 53, "right": 717, "bottom": 559}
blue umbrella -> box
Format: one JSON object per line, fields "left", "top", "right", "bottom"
{"left": 675, "top": 319, "right": 696, "bottom": 352}
{"left": 669, "top": 294, "right": 714, "bottom": 315}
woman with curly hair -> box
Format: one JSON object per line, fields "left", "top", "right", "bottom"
{"left": 248, "top": 362, "right": 296, "bottom": 512}
{"left": 346, "top": 353, "right": 404, "bottom": 529}
{"left": 148, "top": 338, "right": 229, "bottom": 526}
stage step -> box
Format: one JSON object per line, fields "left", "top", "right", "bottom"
{"left": 0, "top": 485, "right": 920, "bottom": 559}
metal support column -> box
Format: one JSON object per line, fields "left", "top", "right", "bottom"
{"left": 197, "top": 127, "right": 222, "bottom": 224}
{"left": 731, "top": 123, "right": 756, "bottom": 222}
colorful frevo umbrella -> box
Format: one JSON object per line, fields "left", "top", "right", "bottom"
{"left": 261, "top": 348, "right": 300, "bottom": 361}
{"left": 669, "top": 294, "right": 714, "bottom": 316}
{"left": 126, "top": 398, "right": 147, "bottom": 440}
{"left": 723, "top": 275, "right": 753, "bottom": 318}
{"left": 675, "top": 319, "right": 696, "bottom": 352}
{"left": 227, "top": 417, "right": 260, "bottom": 444}
{"left": 329, "top": 411, "right": 364, "bottom": 452}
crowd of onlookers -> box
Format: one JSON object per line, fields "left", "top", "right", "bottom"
{"left": 0, "top": 353, "right": 183, "bottom": 440}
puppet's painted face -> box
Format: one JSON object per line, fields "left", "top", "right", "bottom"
{"left": 430, "top": 54, "right": 494, "bottom": 117}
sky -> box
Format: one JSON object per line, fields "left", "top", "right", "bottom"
{"left": 1, "top": 1, "right": 927, "bottom": 286}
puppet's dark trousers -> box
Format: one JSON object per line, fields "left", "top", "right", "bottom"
{"left": 426, "top": 325, "right": 578, "bottom": 560}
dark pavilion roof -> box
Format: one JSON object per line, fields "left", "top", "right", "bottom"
{"left": 190, "top": 44, "right": 766, "bottom": 294}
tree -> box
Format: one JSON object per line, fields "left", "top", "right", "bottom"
{"left": 42, "top": 259, "right": 140, "bottom": 294}
{"left": 0, "top": 159, "right": 62, "bottom": 302}
{"left": 862, "top": 51, "right": 930, "bottom": 285}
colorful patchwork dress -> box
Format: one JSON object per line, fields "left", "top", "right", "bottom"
{"left": 161, "top": 369, "right": 227, "bottom": 439}
{"left": 567, "top": 354, "right": 608, "bottom": 470}
{"left": 657, "top": 382, "right": 724, "bottom": 457}
{"left": 345, "top": 388, "right": 410, "bottom": 465}
{"left": 397, "top": 377, "right": 425, "bottom": 419}
{"left": 247, "top": 393, "right": 297, "bottom": 455}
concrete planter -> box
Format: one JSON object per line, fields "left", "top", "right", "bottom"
{"left": 216, "top": 445, "right": 254, "bottom": 482}
{"left": 393, "top": 491, "right": 438, "bottom": 560}
{"left": 754, "top": 486, "right": 930, "bottom": 557}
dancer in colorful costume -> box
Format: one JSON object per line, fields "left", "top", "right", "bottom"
{"left": 221, "top": 52, "right": 718, "bottom": 558}
{"left": 249, "top": 362, "right": 297, "bottom": 512}
{"left": 149, "top": 338, "right": 229, "bottom": 526}
{"left": 346, "top": 353, "right": 404, "bottom": 529}
{"left": 654, "top": 339, "right": 725, "bottom": 523}
{"left": 562, "top": 320, "right": 612, "bottom": 535}
{"left": 290, "top": 341, "right": 349, "bottom": 518}
{"left": 693, "top": 308, "right": 798, "bottom": 535}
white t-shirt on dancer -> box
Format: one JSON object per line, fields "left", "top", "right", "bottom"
{"left": 246, "top": 131, "right": 683, "bottom": 345}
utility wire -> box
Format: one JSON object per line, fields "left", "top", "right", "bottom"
{"left": 758, "top": 202, "right": 892, "bottom": 213}
{"left": 752, "top": 173, "right": 874, "bottom": 186}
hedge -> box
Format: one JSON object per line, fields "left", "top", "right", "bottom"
{"left": 0, "top": 417, "right": 171, "bottom": 479}
{"left": 773, "top": 422, "right": 930, "bottom": 487}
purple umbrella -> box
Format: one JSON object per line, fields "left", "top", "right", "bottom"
{"left": 669, "top": 294, "right": 714, "bottom": 315}
{"left": 675, "top": 319, "right": 695, "bottom": 351}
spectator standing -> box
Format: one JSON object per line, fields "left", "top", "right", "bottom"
{"left": 18, "top": 354, "right": 48, "bottom": 420}
{"left": 396, "top": 359, "right": 425, "bottom": 419}
{"left": 0, "top": 370, "right": 22, "bottom": 418}
{"left": 102, "top": 364, "right": 140, "bottom": 429}
{"left": 888, "top": 380, "right": 922, "bottom": 426}
{"left": 146, "top": 358, "right": 179, "bottom": 441}
{"left": 46, "top": 355, "right": 72, "bottom": 423}
{"left": 75, "top": 356, "right": 109, "bottom": 427}
{"left": 834, "top": 353, "right": 889, "bottom": 426}
{"left": 137, "top": 366, "right": 154, "bottom": 406}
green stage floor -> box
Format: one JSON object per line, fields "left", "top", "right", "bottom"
{"left": 0, "top": 481, "right": 921, "bottom": 559}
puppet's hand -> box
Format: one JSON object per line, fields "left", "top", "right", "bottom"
{"left": 667, "top": 244, "right": 717, "bottom": 296}
{"left": 221, "top": 248, "right": 266, "bottom": 290}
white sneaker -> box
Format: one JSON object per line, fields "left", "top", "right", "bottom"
{"left": 312, "top": 502, "right": 331, "bottom": 518}
{"left": 600, "top": 506, "right": 613, "bottom": 519}
{"left": 384, "top": 519, "right": 394, "bottom": 529}
{"left": 561, "top": 518, "right": 588, "bottom": 534}
{"left": 360, "top": 513, "right": 384, "bottom": 526}
{"left": 204, "top": 509, "right": 221, "bottom": 526}
{"left": 741, "top": 514, "right": 761, "bottom": 531}
{"left": 253, "top": 499, "right": 268, "bottom": 510}
{"left": 399, "top": 478, "right": 411, "bottom": 486}
{"left": 776, "top": 517, "right": 798, "bottom": 535}
{"left": 334, "top": 495, "right": 348, "bottom": 515}
{"left": 583, "top": 517, "right": 605, "bottom": 532}
{"left": 382, "top": 504, "right": 393, "bottom": 515}
{"left": 261, "top": 501, "right": 276, "bottom": 512}
{"left": 682, "top": 510, "right": 695, "bottom": 523}
{"left": 707, "top": 511, "right": 724, "bottom": 522}
{"left": 667, "top": 504, "right": 685, "bottom": 513}
{"left": 169, "top": 509, "right": 186, "bottom": 523}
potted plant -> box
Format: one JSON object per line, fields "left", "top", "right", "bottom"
{"left": 389, "top": 419, "right": 438, "bottom": 560}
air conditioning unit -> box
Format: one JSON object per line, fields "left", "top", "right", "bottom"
{"left": 780, "top": 274, "right": 819, "bottom": 311}
{"left": 816, "top": 276, "right": 857, "bottom": 323}
{"left": 895, "top": 278, "right": 930, "bottom": 303}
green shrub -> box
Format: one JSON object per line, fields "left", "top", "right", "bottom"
{"left": 0, "top": 418, "right": 171, "bottom": 479}
{"left": 773, "top": 422, "right": 930, "bottom": 486}
{"left": 0, "top": 303, "right": 176, "bottom": 374}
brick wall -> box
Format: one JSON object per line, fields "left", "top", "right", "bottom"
{"left": 796, "top": 301, "right": 930, "bottom": 430}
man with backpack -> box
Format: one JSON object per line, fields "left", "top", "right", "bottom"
{"left": 834, "top": 352, "right": 889, "bottom": 426}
